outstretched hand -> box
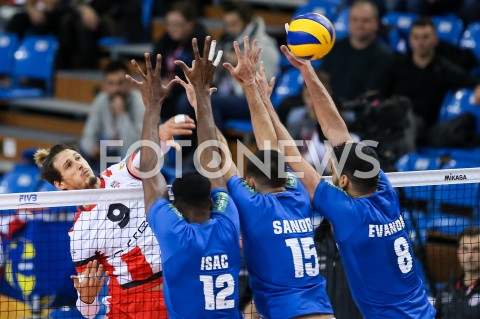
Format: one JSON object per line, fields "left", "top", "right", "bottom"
{"left": 255, "top": 61, "right": 276, "bottom": 101}
{"left": 71, "top": 260, "right": 108, "bottom": 304}
{"left": 126, "top": 53, "right": 179, "bottom": 110}
{"left": 280, "top": 45, "right": 312, "bottom": 71}
{"left": 176, "top": 75, "right": 217, "bottom": 113}
{"left": 224, "top": 36, "right": 262, "bottom": 86}
{"left": 174, "top": 36, "right": 222, "bottom": 90}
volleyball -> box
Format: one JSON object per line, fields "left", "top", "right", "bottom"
{"left": 286, "top": 13, "right": 335, "bottom": 60}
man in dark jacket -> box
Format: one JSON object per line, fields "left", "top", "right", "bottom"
{"left": 380, "top": 18, "right": 480, "bottom": 145}
{"left": 435, "top": 227, "right": 480, "bottom": 319}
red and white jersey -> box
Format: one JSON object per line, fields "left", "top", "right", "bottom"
{"left": 69, "top": 153, "right": 162, "bottom": 297}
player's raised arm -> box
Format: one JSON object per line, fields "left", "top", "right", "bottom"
{"left": 216, "top": 127, "right": 239, "bottom": 182}
{"left": 256, "top": 61, "right": 321, "bottom": 199}
{"left": 280, "top": 45, "right": 352, "bottom": 146}
{"left": 175, "top": 36, "right": 225, "bottom": 189}
{"left": 174, "top": 67, "right": 238, "bottom": 182}
{"left": 224, "top": 36, "right": 278, "bottom": 151}
{"left": 126, "top": 53, "right": 179, "bottom": 215}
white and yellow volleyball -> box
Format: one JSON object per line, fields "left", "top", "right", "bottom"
{"left": 286, "top": 13, "right": 336, "bottom": 60}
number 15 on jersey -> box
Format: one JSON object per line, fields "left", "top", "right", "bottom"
{"left": 285, "top": 237, "right": 319, "bottom": 278}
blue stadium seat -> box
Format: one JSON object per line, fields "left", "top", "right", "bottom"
{"left": 0, "top": 163, "right": 40, "bottom": 194}
{"left": 397, "top": 153, "right": 442, "bottom": 246}
{"left": 0, "top": 35, "right": 58, "bottom": 99}
{"left": 431, "top": 158, "right": 480, "bottom": 234}
{"left": 293, "top": 0, "right": 341, "bottom": 21}
{"left": 396, "top": 153, "right": 442, "bottom": 202}
{"left": 460, "top": 22, "right": 480, "bottom": 62}
{"left": 270, "top": 67, "right": 303, "bottom": 108}
{"left": 416, "top": 146, "right": 451, "bottom": 157}
{"left": 0, "top": 33, "right": 18, "bottom": 76}
{"left": 432, "top": 16, "right": 464, "bottom": 45}
{"left": 438, "top": 89, "right": 480, "bottom": 132}
{"left": 382, "top": 12, "right": 418, "bottom": 37}
{"left": 387, "top": 27, "right": 408, "bottom": 53}
{"left": 98, "top": 36, "right": 128, "bottom": 47}
{"left": 224, "top": 119, "right": 253, "bottom": 134}
{"left": 449, "top": 147, "right": 480, "bottom": 162}
{"left": 332, "top": 7, "right": 349, "bottom": 40}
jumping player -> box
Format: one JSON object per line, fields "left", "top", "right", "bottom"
{"left": 257, "top": 45, "right": 436, "bottom": 318}
{"left": 128, "top": 36, "right": 243, "bottom": 318}
{"left": 214, "top": 37, "right": 334, "bottom": 319}
{"left": 33, "top": 114, "right": 195, "bottom": 319}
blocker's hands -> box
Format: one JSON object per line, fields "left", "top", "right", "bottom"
{"left": 256, "top": 61, "right": 276, "bottom": 101}
{"left": 280, "top": 45, "right": 312, "bottom": 71}
{"left": 223, "top": 36, "right": 262, "bottom": 87}
{"left": 126, "top": 53, "right": 179, "bottom": 111}
{"left": 174, "top": 36, "right": 222, "bottom": 90}
{"left": 176, "top": 75, "right": 217, "bottom": 113}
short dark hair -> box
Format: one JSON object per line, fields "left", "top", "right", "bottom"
{"left": 411, "top": 18, "right": 436, "bottom": 33}
{"left": 168, "top": 1, "right": 199, "bottom": 22}
{"left": 459, "top": 227, "right": 480, "bottom": 241}
{"left": 172, "top": 171, "right": 211, "bottom": 206}
{"left": 332, "top": 142, "right": 380, "bottom": 193}
{"left": 223, "top": 1, "right": 254, "bottom": 25}
{"left": 351, "top": 0, "right": 379, "bottom": 19}
{"left": 104, "top": 61, "right": 128, "bottom": 75}
{"left": 34, "top": 144, "right": 80, "bottom": 185}
{"left": 246, "top": 150, "right": 287, "bottom": 188}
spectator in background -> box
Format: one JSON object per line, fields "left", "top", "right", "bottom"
{"left": 57, "top": 0, "right": 142, "bottom": 69}
{"left": 152, "top": 1, "right": 207, "bottom": 120}
{"left": 319, "top": 0, "right": 393, "bottom": 105}
{"left": 6, "top": 0, "right": 71, "bottom": 39}
{"left": 80, "top": 61, "right": 144, "bottom": 167}
{"left": 197, "top": 1, "right": 279, "bottom": 131}
{"left": 380, "top": 18, "right": 480, "bottom": 145}
{"left": 343, "top": 0, "right": 387, "bottom": 16}
{"left": 434, "top": 227, "right": 480, "bottom": 319}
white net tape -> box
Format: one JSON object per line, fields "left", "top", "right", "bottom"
{"left": 0, "top": 168, "right": 479, "bottom": 210}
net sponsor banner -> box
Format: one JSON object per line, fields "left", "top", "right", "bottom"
{"left": 0, "top": 168, "right": 479, "bottom": 210}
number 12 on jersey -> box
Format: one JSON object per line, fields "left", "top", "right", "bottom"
{"left": 200, "top": 274, "right": 235, "bottom": 310}
{"left": 285, "top": 237, "right": 319, "bottom": 278}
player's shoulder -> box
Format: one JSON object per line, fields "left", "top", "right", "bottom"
{"left": 100, "top": 155, "right": 141, "bottom": 188}
{"left": 285, "top": 170, "right": 300, "bottom": 189}
{"left": 227, "top": 176, "right": 257, "bottom": 195}
{"left": 317, "top": 179, "right": 350, "bottom": 198}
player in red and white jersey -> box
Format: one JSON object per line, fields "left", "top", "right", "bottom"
{"left": 34, "top": 114, "right": 194, "bottom": 319}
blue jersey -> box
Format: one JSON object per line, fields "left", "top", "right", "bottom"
{"left": 148, "top": 188, "right": 243, "bottom": 319}
{"left": 312, "top": 170, "right": 436, "bottom": 318}
{"left": 227, "top": 173, "right": 333, "bottom": 319}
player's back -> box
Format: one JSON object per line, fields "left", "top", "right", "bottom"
{"left": 148, "top": 188, "right": 243, "bottom": 319}
{"left": 227, "top": 174, "right": 332, "bottom": 319}
{"left": 313, "top": 170, "right": 436, "bottom": 318}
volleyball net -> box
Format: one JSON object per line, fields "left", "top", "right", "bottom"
{"left": 0, "top": 168, "right": 479, "bottom": 318}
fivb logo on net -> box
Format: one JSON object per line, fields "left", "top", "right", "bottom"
{"left": 99, "top": 139, "right": 381, "bottom": 180}
{"left": 18, "top": 194, "right": 38, "bottom": 205}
